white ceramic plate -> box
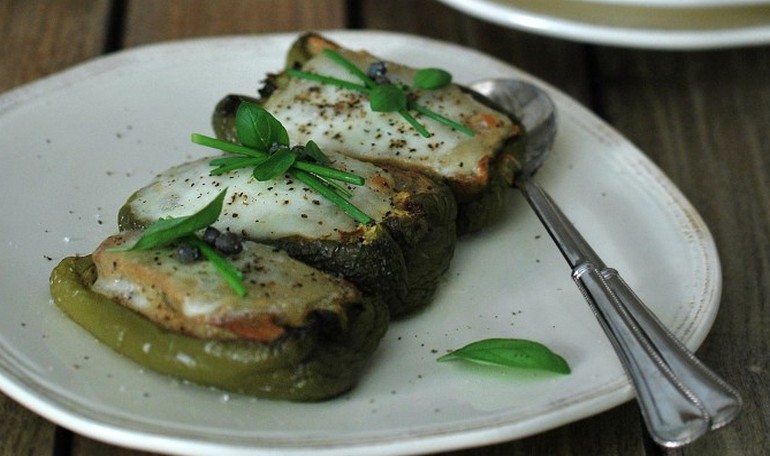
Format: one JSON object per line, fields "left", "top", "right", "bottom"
{"left": 0, "top": 32, "right": 721, "bottom": 455}
{"left": 437, "top": 0, "right": 770, "bottom": 49}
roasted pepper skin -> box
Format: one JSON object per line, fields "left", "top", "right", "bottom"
{"left": 49, "top": 255, "right": 389, "bottom": 402}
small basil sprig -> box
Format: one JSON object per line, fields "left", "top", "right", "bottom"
{"left": 236, "top": 101, "right": 290, "bottom": 151}
{"left": 413, "top": 68, "right": 452, "bottom": 90}
{"left": 287, "top": 48, "right": 474, "bottom": 138}
{"left": 438, "top": 338, "right": 571, "bottom": 375}
{"left": 114, "top": 189, "right": 247, "bottom": 297}
{"left": 192, "top": 102, "right": 372, "bottom": 225}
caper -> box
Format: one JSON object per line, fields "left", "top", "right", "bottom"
{"left": 175, "top": 243, "right": 200, "bottom": 263}
{"left": 367, "top": 61, "right": 389, "bottom": 84}
{"left": 202, "top": 226, "right": 221, "bottom": 245}
{"left": 215, "top": 231, "right": 243, "bottom": 254}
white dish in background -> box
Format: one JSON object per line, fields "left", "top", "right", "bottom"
{"left": 573, "top": 0, "right": 770, "bottom": 7}
{"left": 437, "top": 0, "right": 770, "bottom": 49}
{"left": 0, "top": 32, "right": 721, "bottom": 455}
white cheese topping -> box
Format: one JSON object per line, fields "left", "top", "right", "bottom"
{"left": 125, "top": 152, "right": 397, "bottom": 240}
{"left": 92, "top": 277, "right": 150, "bottom": 309}
{"left": 262, "top": 49, "right": 514, "bottom": 187}
{"left": 91, "top": 234, "right": 358, "bottom": 332}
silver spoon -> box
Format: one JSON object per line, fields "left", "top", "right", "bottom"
{"left": 470, "top": 78, "right": 742, "bottom": 448}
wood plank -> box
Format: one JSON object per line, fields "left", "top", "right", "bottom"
{"left": 0, "top": 0, "right": 111, "bottom": 93}
{"left": 594, "top": 45, "right": 770, "bottom": 456}
{"left": 121, "top": 0, "right": 347, "bottom": 47}
{"left": 0, "top": 1, "right": 111, "bottom": 455}
{"left": 72, "top": 438, "right": 165, "bottom": 456}
{"left": 358, "top": 0, "right": 466, "bottom": 42}
{"left": 0, "top": 395, "right": 58, "bottom": 455}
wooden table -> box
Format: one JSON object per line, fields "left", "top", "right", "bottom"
{"left": 1, "top": 1, "right": 767, "bottom": 455}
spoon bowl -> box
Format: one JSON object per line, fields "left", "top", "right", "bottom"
{"left": 470, "top": 79, "right": 556, "bottom": 179}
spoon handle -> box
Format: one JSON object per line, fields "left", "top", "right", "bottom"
{"left": 519, "top": 178, "right": 742, "bottom": 448}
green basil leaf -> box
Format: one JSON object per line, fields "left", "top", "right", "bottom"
{"left": 125, "top": 189, "right": 228, "bottom": 251}
{"left": 413, "top": 68, "right": 452, "bottom": 90}
{"left": 236, "top": 102, "right": 289, "bottom": 151}
{"left": 302, "top": 140, "right": 332, "bottom": 165}
{"left": 252, "top": 150, "right": 297, "bottom": 181}
{"left": 438, "top": 338, "right": 571, "bottom": 374}
{"left": 369, "top": 83, "right": 408, "bottom": 112}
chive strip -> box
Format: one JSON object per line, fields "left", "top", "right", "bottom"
{"left": 192, "top": 133, "right": 267, "bottom": 158}
{"left": 193, "top": 133, "right": 364, "bottom": 184}
{"left": 412, "top": 103, "right": 475, "bottom": 137}
{"left": 295, "top": 161, "right": 364, "bottom": 185}
{"left": 286, "top": 68, "right": 370, "bottom": 93}
{"left": 398, "top": 109, "right": 431, "bottom": 138}
{"left": 313, "top": 173, "right": 353, "bottom": 198}
{"left": 209, "top": 156, "right": 246, "bottom": 166}
{"left": 210, "top": 157, "right": 265, "bottom": 175}
{"left": 322, "top": 48, "right": 377, "bottom": 88}
{"left": 291, "top": 169, "right": 372, "bottom": 225}
{"left": 185, "top": 235, "right": 247, "bottom": 297}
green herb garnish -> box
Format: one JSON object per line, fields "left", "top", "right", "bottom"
{"left": 438, "top": 338, "right": 571, "bottom": 374}
{"left": 287, "top": 48, "right": 474, "bottom": 138}
{"left": 413, "top": 68, "right": 452, "bottom": 90}
{"left": 122, "top": 188, "right": 227, "bottom": 250}
{"left": 184, "top": 235, "right": 247, "bottom": 297}
{"left": 114, "top": 189, "right": 247, "bottom": 297}
{"left": 192, "top": 103, "right": 372, "bottom": 225}
{"left": 236, "top": 100, "right": 290, "bottom": 151}
{"left": 369, "top": 83, "right": 408, "bottom": 112}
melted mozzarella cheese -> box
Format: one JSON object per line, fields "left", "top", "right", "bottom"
{"left": 263, "top": 49, "right": 514, "bottom": 188}
{"left": 92, "top": 233, "right": 358, "bottom": 334}
{"left": 124, "top": 151, "right": 397, "bottom": 240}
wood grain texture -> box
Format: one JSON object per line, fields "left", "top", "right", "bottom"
{"left": 0, "top": 394, "right": 57, "bottom": 455}
{"left": 359, "top": 0, "right": 593, "bottom": 116}
{"left": 0, "top": 1, "right": 111, "bottom": 454}
{"left": 121, "top": 0, "right": 347, "bottom": 46}
{"left": 596, "top": 45, "right": 770, "bottom": 456}
{"left": 0, "top": 0, "right": 111, "bottom": 93}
